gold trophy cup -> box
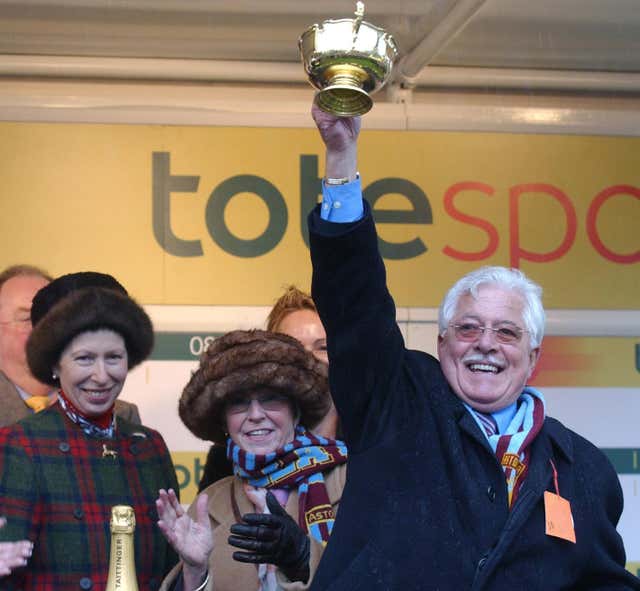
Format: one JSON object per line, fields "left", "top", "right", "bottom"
{"left": 299, "top": 1, "right": 398, "bottom": 116}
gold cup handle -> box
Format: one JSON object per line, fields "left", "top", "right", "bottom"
{"left": 352, "top": 1, "right": 365, "bottom": 45}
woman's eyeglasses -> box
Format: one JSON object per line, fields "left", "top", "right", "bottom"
{"left": 225, "top": 393, "right": 290, "bottom": 414}
{"left": 449, "top": 322, "right": 527, "bottom": 344}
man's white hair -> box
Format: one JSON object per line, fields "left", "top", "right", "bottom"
{"left": 438, "top": 266, "right": 545, "bottom": 349}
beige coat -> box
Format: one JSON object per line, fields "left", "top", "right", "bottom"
{"left": 160, "top": 465, "right": 346, "bottom": 591}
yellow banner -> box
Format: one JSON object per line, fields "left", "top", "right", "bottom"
{"left": 0, "top": 123, "right": 637, "bottom": 308}
{"left": 531, "top": 337, "right": 639, "bottom": 387}
{"left": 171, "top": 451, "right": 208, "bottom": 503}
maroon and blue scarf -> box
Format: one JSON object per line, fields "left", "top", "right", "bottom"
{"left": 228, "top": 426, "right": 347, "bottom": 545}
{"left": 486, "top": 387, "right": 546, "bottom": 507}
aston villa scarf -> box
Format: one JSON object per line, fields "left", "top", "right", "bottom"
{"left": 486, "top": 387, "right": 546, "bottom": 507}
{"left": 228, "top": 426, "right": 347, "bottom": 544}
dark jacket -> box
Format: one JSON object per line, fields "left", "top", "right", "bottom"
{"left": 0, "top": 403, "right": 178, "bottom": 590}
{"left": 308, "top": 205, "right": 639, "bottom": 590}
{"left": 198, "top": 444, "right": 234, "bottom": 492}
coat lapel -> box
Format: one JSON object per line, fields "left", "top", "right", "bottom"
{"left": 472, "top": 418, "right": 575, "bottom": 589}
{"left": 458, "top": 407, "right": 493, "bottom": 450}
{"left": 0, "top": 371, "right": 30, "bottom": 428}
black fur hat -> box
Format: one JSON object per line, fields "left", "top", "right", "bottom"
{"left": 27, "top": 272, "right": 154, "bottom": 386}
{"left": 179, "top": 329, "right": 330, "bottom": 444}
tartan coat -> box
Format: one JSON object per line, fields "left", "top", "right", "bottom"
{"left": 0, "top": 369, "right": 142, "bottom": 428}
{"left": 307, "top": 204, "right": 640, "bottom": 590}
{"left": 0, "top": 402, "right": 179, "bottom": 590}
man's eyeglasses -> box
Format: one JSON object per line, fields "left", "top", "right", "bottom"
{"left": 449, "top": 322, "right": 527, "bottom": 344}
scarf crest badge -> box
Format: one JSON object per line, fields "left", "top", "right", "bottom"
{"left": 486, "top": 386, "right": 546, "bottom": 507}
{"left": 228, "top": 426, "right": 347, "bottom": 545}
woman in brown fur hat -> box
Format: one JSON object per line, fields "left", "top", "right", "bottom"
{"left": 157, "top": 329, "right": 347, "bottom": 591}
{"left": 198, "top": 285, "right": 340, "bottom": 492}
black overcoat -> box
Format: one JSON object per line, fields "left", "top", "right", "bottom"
{"left": 308, "top": 204, "right": 639, "bottom": 590}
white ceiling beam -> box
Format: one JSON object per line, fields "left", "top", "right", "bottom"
{"left": 415, "top": 66, "right": 640, "bottom": 94}
{"left": 395, "top": 0, "right": 489, "bottom": 84}
{"left": 1, "top": 78, "right": 639, "bottom": 137}
{"left": 3, "top": 54, "right": 640, "bottom": 96}
{"left": 0, "top": 55, "right": 305, "bottom": 84}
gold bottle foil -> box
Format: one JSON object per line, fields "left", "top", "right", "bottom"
{"left": 106, "top": 505, "right": 140, "bottom": 591}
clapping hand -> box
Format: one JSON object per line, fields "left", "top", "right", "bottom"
{"left": 228, "top": 491, "right": 310, "bottom": 583}
{"left": 0, "top": 517, "right": 33, "bottom": 576}
{"left": 156, "top": 489, "right": 213, "bottom": 586}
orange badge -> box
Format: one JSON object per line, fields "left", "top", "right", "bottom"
{"left": 544, "top": 491, "right": 576, "bottom": 543}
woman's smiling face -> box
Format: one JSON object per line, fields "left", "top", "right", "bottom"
{"left": 224, "top": 391, "right": 297, "bottom": 455}
{"left": 55, "top": 329, "right": 128, "bottom": 417}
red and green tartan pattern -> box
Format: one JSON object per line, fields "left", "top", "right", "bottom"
{"left": 0, "top": 404, "right": 179, "bottom": 590}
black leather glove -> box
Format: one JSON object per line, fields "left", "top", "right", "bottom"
{"left": 228, "top": 491, "right": 310, "bottom": 583}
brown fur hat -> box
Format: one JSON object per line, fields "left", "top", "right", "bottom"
{"left": 27, "top": 273, "right": 153, "bottom": 386}
{"left": 179, "top": 329, "right": 330, "bottom": 444}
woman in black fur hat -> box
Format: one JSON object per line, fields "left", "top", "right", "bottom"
{"left": 0, "top": 272, "right": 179, "bottom": 589}
{"left": 156, "top": 329, "right": 347, "bottom": 591}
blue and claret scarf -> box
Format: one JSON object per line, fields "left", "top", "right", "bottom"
{"left": 228, "top": 426, "right": 348, "bottom": 545}
{"left": 486, "top": 386, "right": 546, "bottom": 507}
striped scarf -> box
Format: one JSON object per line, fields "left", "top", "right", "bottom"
{"left": 485, "top": 387, "right": 546, "bottom": 507}
{"left": 228, "top": 426, "right": 348, "bottom": 544}
{"left": 57, "top": 390, "right": 116, "bottom": 438}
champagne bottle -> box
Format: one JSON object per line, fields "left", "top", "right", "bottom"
{"left": 106, "top": 505, "right": 140, "bottom": 591}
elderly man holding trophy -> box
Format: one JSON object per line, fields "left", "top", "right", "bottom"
{"left": 299, "top": 3, "right": 640, "bottom": 591}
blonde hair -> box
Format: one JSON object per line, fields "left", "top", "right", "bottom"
{"left": 266, "top": 285, "right": 317, "bottom": 332}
